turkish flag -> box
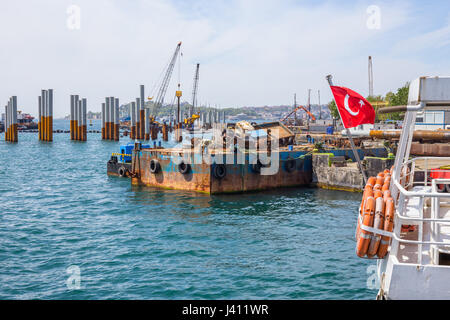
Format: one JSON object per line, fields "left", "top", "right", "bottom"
{"left": 330, "top": 86, "right": 375, "bottom": 129}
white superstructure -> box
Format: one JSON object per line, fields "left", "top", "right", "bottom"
{"left": 377, "top": 76, "right": 450, "bottom": 299}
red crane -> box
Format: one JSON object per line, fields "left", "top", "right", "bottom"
{"left": 281, "top": 105, "right": 316, "bottom": 122}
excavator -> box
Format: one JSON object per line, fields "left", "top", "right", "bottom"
{"left": 281, "top": 105, "right": 316, "bottom": 122}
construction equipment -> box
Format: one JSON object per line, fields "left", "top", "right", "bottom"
{"left": 281, "top": 104, "right": 316, "bottom": 122}
{"left": 191, "top": 63, "right": 200, "bottom": 117}
{"left": 151, "top": 42, "right": 182, "bottom": 120}
{"left": 184, "top": 114, "right": 200, "bottom": 126}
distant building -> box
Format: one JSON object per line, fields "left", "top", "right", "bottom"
{"left": 415, "top": 107, "right": 450, "bottom": 130}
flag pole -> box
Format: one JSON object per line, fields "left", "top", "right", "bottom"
{"left": 326, "top": 75, "right": 368, "bottom": 185}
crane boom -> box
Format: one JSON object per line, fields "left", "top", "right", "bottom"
{"left": 281, "top": 105, "right": 316, "bottom": 122}
{"left": 152, "top": 42, "right": 182, "bottom": 116}
{"left": 191, "top": 63, "right": 200, "bottom": 116}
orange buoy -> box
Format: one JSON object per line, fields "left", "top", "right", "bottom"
{"left": 377, "top": 197, "right": 395, "bottom": 259}
{"left": 383, "top": 190, "right": 391, "bottom": 202}
{"left": 356, "top": 196, "right": 375, "bottom": 257}
{"left": 374, "top": 175, "right": 384, "bottom": 190}
{"left": 367, "top": 196, "right": 385, "bottom": 257}
{"left": 357, "top": 186, "right": 374, "bottom": 241}
{"left": 381, "top": 182, "right": 390, "bottom": 192}
{"left": 374, "top": 189, "right": 383, "bottom": 199}
{"left": 366, "top": 176, "right": 376, "bottom": 188}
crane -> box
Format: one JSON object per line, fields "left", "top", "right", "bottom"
{"left": 281, "top": 105, "right": 316, "bottom": 122}
{"left": 368, "top": 56, "right": 374, "bottom": 97}
{"left": 190, "top": 63, "right": 200, "bottom": 117}
{"left": 150, "top": 41, "right": 182, "bottom": 120}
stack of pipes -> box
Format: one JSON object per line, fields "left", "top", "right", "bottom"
{"left": 39, "top": 90, "right": 53, "bottom": 141}
{"left": 101, "top": 96, "right": 119, "bottom": 141}
{"left": 4, "top": 96, "right": 18, "bottom": 142}
{"left": 70, "top": 95, "right": 87, "bottom": 141}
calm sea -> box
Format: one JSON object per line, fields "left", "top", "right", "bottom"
{"left": 0, "top": 120, "right": 376, "bottom": 299}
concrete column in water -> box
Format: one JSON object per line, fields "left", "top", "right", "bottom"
{"left": 78, "top": 99, "right": 83, "bottom": 141}
{"left": 41, "top": 90, "right": 46, "bottom": 141}
{"left": 114, "top": 98, "right": 119, "bottom": 141}
{"left": 4, "top": 105, "right": 7, "bottom": 141}
{"left": 12, "top": 96, "right": 18, "bottom": 142}
{"left": 38, "top": 96, "right": 42, "bottom": 141}
{"left": 82, "top": 98, "right": 87, "bottom": 141}
{"left": 7, "top": 99, "right": 10, "bottom": 142}
{"left": 145, "top": 107, "right": 150, "bottom": 140}
{"left": 74, "top": 95, "right": 79, "bottom": 140}
{"left": 135, "top": 97, "right": 141, "bottom": 140}
{"left": 5, "top": 101, "right": 9, "bottom": 141}
{"left": 45, "top": 90, "right": 50, "bottom": 141}
{"left": 48, "top": 89, "right": 53, "bottom": 141}
{"left": 70, "top": 95, "right": 75, "bottom": 140}
{"left": 105, "top": 97, "right": 110, "bottom": 140}
{"left": 101, "top": 102, "right": 106, "bottom": 140}
{"left": 109, "top": 97, "right": 114, "bottom": 140}
{"left": 131, "top": 101, "right": 136, "bottom": 140}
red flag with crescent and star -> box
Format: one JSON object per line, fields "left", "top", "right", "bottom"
{"left": 330, "top": 86, "right": 375, "bottom": 129}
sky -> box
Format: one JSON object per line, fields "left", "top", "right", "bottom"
{"left": 1, "top": 0, "right": 450, "bottom": 118}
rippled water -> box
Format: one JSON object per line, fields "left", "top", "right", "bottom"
{"left": 0, "top": 120, "right": 377, "bottom": 299}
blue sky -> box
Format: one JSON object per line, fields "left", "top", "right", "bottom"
{"left": 1, "top": 0, "right": 450, "bottom": 117}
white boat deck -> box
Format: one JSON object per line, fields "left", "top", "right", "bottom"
{"left": 396, "top": 186, "right": 450, "bottom": 265}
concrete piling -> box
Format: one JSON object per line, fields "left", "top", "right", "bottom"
{"left": 131, "top": 101, "right": 136, "bottom": 140}
{"left": 114, "top": 98, "right": 119, "bottom": 141}
{"left": 145, "top": 107, "right": 150, "bottom": 140}
{"left": 101, "top": 96, "right": 118, "bottom": 141}
{"left": 82, "top": 98, "right": 87, "bottom": 141}
{"left": 77, "top": 100, "right": 82, "bottom": 141}
{"left": 38, "top": 89, "right": 54, "bottom": 142}
{"left": 101, "top": 102, "right": 106, "bottom": 140}
{"left": 109, "top": 97, "right": 114, "bottom": 140}
{"left": 105, "top": 97, "right": 110, "bottom": 140}
{"left": 48, "top": 89, "right": 53, "bottom": 141}
{"left": 5, "top": 96, "right": 18, "bottom": 142}
{"left": 69, "top": 94, "right": 87, "bottom": 141}
{"left": 70, "top": 95, "right": 75, "bottom": 140}
{"left": 135, "top": 97, "right": 140, "bottom": 140}
{"left": 74, "top": 95, "right": 79, "bottom": 140}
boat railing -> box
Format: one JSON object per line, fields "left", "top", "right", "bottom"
{"left": 390, "top": 157, "right": 450, "bottom": 265}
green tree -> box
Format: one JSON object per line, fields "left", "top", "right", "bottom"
{"left": 384, "top": 82, "right": 410, "bottom": 121}
{"left": 327, "top": 100, "right": 340, "bottom": 119}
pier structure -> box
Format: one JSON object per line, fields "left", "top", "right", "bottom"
{"left": 4, "top": 96, "right": 18, "bottom": 142}
{"left": 70, "top": 94, "right": 87, "bottom": 141}
{"left": 39, "top": 89, "right": 53, "bottom": 141}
